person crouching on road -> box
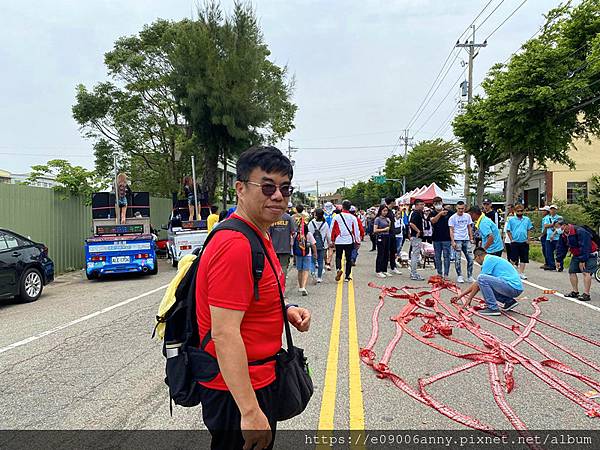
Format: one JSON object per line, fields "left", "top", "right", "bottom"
{"left": 195, "top": 146, "right": 311, "bottom": 450}
{"left": 554, "top": 219, "right": 598, "bottom": 302}
{"left": 453, "top": 247, "right": 523, "bottom": 316}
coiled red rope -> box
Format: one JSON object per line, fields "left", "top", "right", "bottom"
{"left": 360, "top": 276, "right": 600, "bottom": 444}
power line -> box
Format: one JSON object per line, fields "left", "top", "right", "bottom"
{"left": 482, "top": 0, "right": 530, "bottom": 42}
{"left": 414, "top": 67, "right": 467, "bottom": 137}
{"left": 475, "top": 0, "right": 507, "bottom": 33}
{"left": 296, "top": 144, "right": 397, "bottom": 150}
{"left": 405, "top": 0, "right": 499, "bottom": 131}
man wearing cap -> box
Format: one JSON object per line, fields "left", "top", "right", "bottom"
{"left": 543, "top": 205, "right": 563, "bottom": 271}
{"left": 469, "top": 206, "right": 504, "bottom": 257}
{"left": 538, "top": 205, "right": 552, "bottom": 269}
{"left": 482, "top": 199, "right": 500, "bottom": 228}
{"left": 554, "top": 219, "right": 597, "bottom": 302}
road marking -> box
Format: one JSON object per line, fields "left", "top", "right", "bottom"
{"left": 347, "top": 278, "right": 365, "bottom": 431}
{"left": 317, "top": 275, "right": 344, "bottom": 430}
{"left": 0, "top": 284, "right": 169, "bottom": 355}
{"left": 522, "top": 279, "right": 600, "bottom": 313}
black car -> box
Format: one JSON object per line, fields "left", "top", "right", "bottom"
{"left": 0, "top": 229, "right": 54, "bottom": 302}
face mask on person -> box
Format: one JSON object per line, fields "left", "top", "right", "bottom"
{"left": 434, "top": 203, "right": 442, "bottom": 211}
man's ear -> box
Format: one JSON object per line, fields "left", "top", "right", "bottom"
{"left": 235, "top": 180, "right": 245, "bottom": 198}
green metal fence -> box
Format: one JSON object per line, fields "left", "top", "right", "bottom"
{"left": 0, "top": 183, "right": 173, "bottom": 274}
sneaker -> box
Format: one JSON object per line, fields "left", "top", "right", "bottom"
{"left": 410, "top": 274, "right": 425, "bottom": 281}
{"left": 578, "top": 293, "right": 591, "bottom": 302}
{"left": 335, "top": 269, "right": 343, "bottom": 281}
{"left": 326, "top": 264, "right": 332, "bottom": 271}
{"left": 479, "top": 308, "right": 501, "bottom": 316}
{"left": 466, "top": 276, "right": 475, "bottom": 283}
{"left": 457, "top": 276, "right": 465, "bottom": 283}
{"left": 385, "top": 272, "right": 394, "bottom": 277}
{"left": 301, "top": 288, "right": 308, "bottom": 296}
{"left": 376, "top": 272, "right": 387, "bottom": 278}
{"left": 539, "top": 264, "right": 549, "bottom": 269}
{"left": 564, "top": 291, "right": 580, "bottom": 298}
{"left": 502, "top": 299, "right": 519, "bottom": 311}
{"left": 543, "top": 266, "right": 556, "bottom": 271}
{"left": 519, "top": 273, "right": 528, "bottom": 280}
{"left": 392, "top": 268, "right": 402, "bottom": 275}
{"left": 558, "top": 267, "right": 564, "bottom": 272}
{"left": 344, "top": 277, "right": 351, "bottom": 283}
{"left": 317, "top": 278, "right": 322, "bottom": 283}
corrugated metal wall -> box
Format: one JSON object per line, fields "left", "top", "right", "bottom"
{"left": 0, "top": 184, "right": 173, "bottom": 274}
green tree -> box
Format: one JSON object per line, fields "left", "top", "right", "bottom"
{"left": 453, "top": 97, "right": 505, "bottom": 205}
{"left": 73, "top": 20, "right": 195, "bottom": 197}
{"left": 384, "top": 139, "right": 462, "bottom": 192}
{"left": 171, "top": 2, "right": 296, "bottom": 208}
{"left": 580, "top": 175, "right": 600, "bottom": 227}
{"left": 25, "top": 159, "right": 100, "bottom": 203}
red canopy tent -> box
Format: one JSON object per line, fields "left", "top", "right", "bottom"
{"left": 409, "top": 183, "right": 444, "bottom": 203}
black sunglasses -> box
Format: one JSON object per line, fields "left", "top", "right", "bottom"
{"left": 245, "top": 181, "right": 294, "bottom": 197}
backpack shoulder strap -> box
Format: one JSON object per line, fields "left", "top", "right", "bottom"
{"left": 211, "top": 218, "right": 265, "bottom": 301}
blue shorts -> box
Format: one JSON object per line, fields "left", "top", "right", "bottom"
{"left": 118, "top": 197, "right": 127, "bottom": 207}
{"left": 569, "top": 254, "right": 598, "bottom": 274}
{"left": 295, "top": 255, "right": 312, "bottom": 271}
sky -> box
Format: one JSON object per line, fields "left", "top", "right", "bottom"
{"left": 0, "top": 0, "right": 558, "bottom": 193}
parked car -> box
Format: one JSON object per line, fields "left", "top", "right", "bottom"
{"left": 0, "top": 229, "right": 54, "bottom": 302}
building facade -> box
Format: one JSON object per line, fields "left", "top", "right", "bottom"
{"left": 0, "top": 169, "right": 59, "bottom": 188}
{"left": 498, "top": 136, "right": 600, "bottom": 207}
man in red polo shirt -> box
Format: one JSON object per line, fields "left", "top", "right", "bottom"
{"left": 196, "top": 146, "right": 311, "bottom": 449}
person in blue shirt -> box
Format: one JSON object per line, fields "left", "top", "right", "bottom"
{"left": 453, "top": 247, "right": 523, "bottom": 316}
{"left": 538, "top": 206, "right": 552, "bottom": 269}
{"left": 542, "top": 205, "right": 563, "bottom": 271}
{"left": 468, "top": 206, "right": 503, "bottom": 256}
{"left": 506, "top": 204, "right": 533, "bottom": 280}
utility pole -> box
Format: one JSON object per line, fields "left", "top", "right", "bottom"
{"left": 400, "top": 129, "right": 413, "bottom": 195}
{"left": 456, "top": 25, "right": 487, "bottom": 203}
{"left": 316, "top": 180, "right": 319, "bottom": 207}
{"left": 287, "top": 139, "right": 297, "bottom": 165}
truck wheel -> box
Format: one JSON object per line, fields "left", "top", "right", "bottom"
{"left": 17, "top": 268, "right": 43, "bottom": 303}
{"left": 86, "top": 271, "right": 97, "bottom": 280}
{"left": 595, "top": 266, "right": 600, "bottom": 283}
{"left": 150, "top": 261, "right": 159, "bottom": 275}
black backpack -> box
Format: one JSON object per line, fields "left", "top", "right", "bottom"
{"left": 153, "top": 218, "right": 274, "bottom": 413}
{"left": 311, "top": 220, "right": 326, "bottom": 250}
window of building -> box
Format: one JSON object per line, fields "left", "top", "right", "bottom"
{"left": 566, "top": 181, "right": 588, "bottom": 204}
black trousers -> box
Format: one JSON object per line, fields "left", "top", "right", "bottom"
{"left": 376, "top": 234, "right": 390, "bottom": 273}
{"left": 369, "top": 233, "right": 377, "bottom": 250}
{"left": 388, "top": 234, "right": 397, "bottom": 269}
{"left": 198, "top": 382, "right": 278, "bottom": 450}
{"left": 335, "top": 243, "right": 354, "bottom": 279}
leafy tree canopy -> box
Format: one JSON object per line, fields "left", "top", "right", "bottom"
{"left": 25, "top": 159, "right": 100, "bottom": 203}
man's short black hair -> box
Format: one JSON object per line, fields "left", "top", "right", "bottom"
{"left": 473, "top": 247, "right": 487, "bottom": 258}
{"left": 342, "top": 200, "right": 352, "bottom": 211}
{"left": 456, "top": 201, "right": 465, "bottom": 206}
{"left": 469, "top": 206, "right": 482, "bottom": 215}
{"left": 413, "top": 199, "right": 424, "bottom": 205}
{"left": 385, "top": 197, "right": 395, "bottom": 205}
{"left": 236, "top": 145, "right": 293, "bottom": 182}
{"left": 296, "top": 204, "right": 304, "bottom": 213}
{"left": 210, "top": 205, "right": 219, "bottom": 214}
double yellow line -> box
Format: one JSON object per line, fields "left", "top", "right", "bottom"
{"left": 317, "top": 272, "right": 365, "bottom": 431}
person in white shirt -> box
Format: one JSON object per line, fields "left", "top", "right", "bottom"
{"left": 448, "top": 201, "right": 475, "bottom": 283}
{"left": 308, "top": 208, "right": 331, "bottom": 283}
{"left": 330, "top": 200, "right": 361, "bottom": 282}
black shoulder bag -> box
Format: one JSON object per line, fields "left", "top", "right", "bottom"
{"left": 257, "top": 236, "right": 314, "bottom": 421}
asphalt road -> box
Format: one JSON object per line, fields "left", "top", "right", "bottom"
{"left": 0, "top": 248, "right": 598, "bottom": 434}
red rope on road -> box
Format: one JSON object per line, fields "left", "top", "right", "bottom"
{"left": 360, "top": 276, "right": 600, "bottom": 444}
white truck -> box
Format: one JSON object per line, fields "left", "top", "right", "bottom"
{"left": 166, "top": 218, "right": 209, "bottom": 268}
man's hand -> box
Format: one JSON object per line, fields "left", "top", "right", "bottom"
{"left": 287, "top": 306, "right": 311, "bottom": 332}
{"left": 241, "top": 408, "right": 272, "bottom": 450}
{"left": 452, "top": 241, "right": 458, "bottom": 250}
{"left": 579, "top": 262, "right": 586, "bottom": 272}
{"left": 556, "top": 262, "right": 561, "bottom": 271}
